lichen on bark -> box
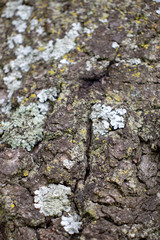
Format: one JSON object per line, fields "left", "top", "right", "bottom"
{"left": 0, "top": 0, "right": 160, "bottom": 239}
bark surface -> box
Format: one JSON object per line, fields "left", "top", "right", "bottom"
{"left": 0, "top": 0, "right": 160, "bottom": 239}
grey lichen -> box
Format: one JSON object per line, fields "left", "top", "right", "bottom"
{"left": 90, "top": 103, "right": 127, "bottom": 135}
{"left": 34, "top": 184, "right": 71, "bottom": 217}
{"left": 2, "top": 103, "right": 44, "bottom": 151}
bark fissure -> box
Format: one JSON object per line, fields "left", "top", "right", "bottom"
{"left": 84, "top": 118, "right": 92, "bottom": 183}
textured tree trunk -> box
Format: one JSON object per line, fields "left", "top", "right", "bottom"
{"left": 0, "top": 0, "right": 160, "bottom": 239}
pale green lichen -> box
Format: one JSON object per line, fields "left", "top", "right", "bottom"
{"left": 2, "top": 103, "right": 44, "bottom": 151}
{"left": 34, "top": 184, "right": 71, "bottom": 217}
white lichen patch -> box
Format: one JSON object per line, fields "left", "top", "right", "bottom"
{"left": 7, "top": 34, "right": 24, "bottom": 49}
{"left": 50, "top": 23, "right": 81, "bottom": 60}
{"left": 86, "top": 61, "right": 93, "bottom": 71}
{"left": 33, "top": 23, "right": 81, "bottom": 61}
{"left": 30, "top": 19, "right": 44, "bottom": 35}
{"left": 15, "top": 45, "right": 33, "bottom": 57}
{"left": 34, "top": 184, "right": 71, "bottom": 217}
{"left": 37, "top": 87, "right": 57, "bottom": 114}
{"left": 15, "top": 5, "right": 33, "bottom": 20}
{"left": 36, "top": 40, "right": 55, "bottom": 61}
{"left": 85, "top": 57, "right": 110, "bottom": 71}
{"left": 12, "top": 18, "right": 27, "bottom": 33}
{"left": 61, "top": 213, "right": 82, "bottom": 235}
{"left": 30, "top": 18, "right": 38, "bottom": 30}
{"left": 2, "top": 1, "right": 33, "bottom": 20}
{"left": 156, "top": 8, "right": 160, "bottom": 14}
{"left": 9, "top": 45, "right": 33, "bottom": 72}
{"left": 86, "top": 58, "right": 96, "bottom": 71}
{"left": 37, "top": 87, "right": 57, "bottom": 103}
{"left": 3, "top": 22, "right": 81, "bottom": 80}
{"left": 2, "top": 22, "right": 81, "bottom": 112}
{"left": 36, "top": 26, "right": 44, "bottom": 35}
{"left": 83, "top": 27, "right": 95, "bottom": 34}
{"left": 2, "top": 2, "right": 33, "bottom": 34}
{"left": 112, "top": 42, "right": 119, "bottom": 49}
{"left": 6, "top": 21, "right": 80, "bottom": 69}
{"left": 90, "top": 103, "right": 127, "bottom": 135}
{"left": 37, "top": 102, "right": 49, "bottom": 115}
{"left": 116, "top": 58, "right": 142, "bottom": 67}
{"left": 60, "top": 58, "right": 70, "bottom": 65}
{"left": 2, "top": 103, "right": 44, "bottom": 151}
{"left": 99, "top": 18, "right": 108, "bottom": 24}
{"left": 3, "top": 71, "right": 22, "bottom": 98}
{"left": 63, "top": 159, "right": 74, "bottom": 170}
{"left": 2, "top": 0, "right": 23, "bottom": 18}
{"left": 126, "top": 58, "right": 141, "bottom": 65}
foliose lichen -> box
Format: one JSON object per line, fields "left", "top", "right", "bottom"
{"left": 61, "top": 213, "right": 82, "bottom": 235}
{"left": 1, "top": 103, "right": 44, "bottom": 151}
{"left": 90, "top": 103, "right": 127, "bottom": 135}
{"left": 34, "top": 184, "right": 71, "bottom": 217}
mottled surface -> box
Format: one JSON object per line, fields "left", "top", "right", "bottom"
{"left": 0, "top": 0, "right": 160, "bottom": 239}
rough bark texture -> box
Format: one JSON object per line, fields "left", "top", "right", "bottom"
{"left": 0, "top": 0, "right": 160, "bottom": 239}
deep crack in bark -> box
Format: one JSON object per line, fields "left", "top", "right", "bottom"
{"left": 84, "top": 117, "right": 92, "bottom": 183}
{"left": 105, "top": 60, "right": 116, "bottom": 77}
